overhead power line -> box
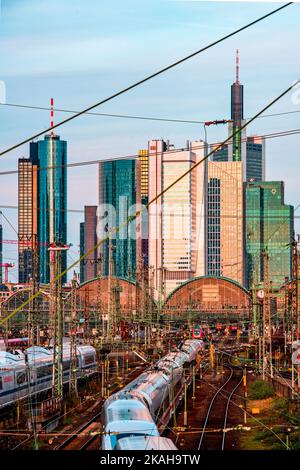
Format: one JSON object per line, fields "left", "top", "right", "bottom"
{"left": 1, "top": 101, "right": 300, "bottom": 125}
{"left": 0, "top": 126, "right": 299, "bottom": 177}
{"left": 0, "top": 78, "right": 299, "bottom": 326}
{"left": 0, "top": 1, "right": 293, "bottom": 158}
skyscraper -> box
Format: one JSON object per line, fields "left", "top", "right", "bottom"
{"left": 206, "top": 161, "right": 244, "bottom": 285}
{"left": 79, "top": 222, "right": 85, "bottom": 284}
{"left": 98, "top": 159, "right": 140, "bottom": 280}
{"left": 139, "top": 149, "right": 149, "bottom": 267}
{"left": 79, "top": 206, "right": 98, "bottom": 283}
{"left": 148, "top": 139, "right": 206, "bottom": 298}
{"left": 18, "top": 153, "right": 38, "bottom": 283}
{"left": 245, "top": 181, "right": 294, "bottom": 289}
{"left": 211, "top": 51, "right": 265, "bottom": 182}
{"left": 35, "top": 134, "right": 67, "bottom": 284}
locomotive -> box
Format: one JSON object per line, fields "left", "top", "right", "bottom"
{"left": 0, "top": 344, "right": 98, "bottom": 408}
{"left": 102, "top": 339, "right": 204, "bottom": 450}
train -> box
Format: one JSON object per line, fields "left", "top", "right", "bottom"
{"left": 102, "top": 339, "right": 204, "bottom": 450}
{"left": 0, "top": 344, "right": 98, "bottom": 409}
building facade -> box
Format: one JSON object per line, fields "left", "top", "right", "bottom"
{"left": 211, "top": 52, "right": 265, "bottom": 182}
{"left": 79, "top": 222, "right": 85, "bottom": 284}
{"left": 34, "top": 135, "right": 67, "bottom": 284}
{"left": 98, "top": 159, "right": 140, "bottom": 280}
{"left": 79, "top": 206, "right": 98, "bottom": 283}
{"left": 206, "top": 161, "right": 244, "bottom": 286}
{"left": 18, "top": 154, "right": 38, "bottom": 283}
{"left": 245, "top": 181, "right": 294, "bottom": 289}
{"left": 148, "top": 139, "right": 206, "bottom": 298}
{"left": 139, "top": 149, "right": 149, "bottom": 267}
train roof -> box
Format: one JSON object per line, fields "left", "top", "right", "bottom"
{"left": 105, "top": 393, "right": 155, "bottom": 424}
{"left": 116, "top": 436, "right": 177, "bottom": 450}
{"left": 0, "top": 344, "right": 96, "bottom": 369}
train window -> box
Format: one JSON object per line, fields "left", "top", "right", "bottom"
{"left": 63, "top": 360, "right": 70, "bottom": 371}
{"left": 0, "top": 377, "right": 2, "bottom": 390}
{"left": 84, "top": 354, "right": 95, "bottom": 366}
{"left": 16, "top": 371, "right": 27, "bottom": 386}
{"left": 37, "top": 365, "right": 52, "bottom": 379}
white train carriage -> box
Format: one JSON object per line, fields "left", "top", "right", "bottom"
{"left": 181, "top": 339, "right": 204, "bottom": 362}
{"left": 0, "top": 345, "right": 98, "bottom": 409}
{"left": 101, "top": 340, "right": 204, "bottom": 450}
{"left": 116, "top": 436, "right": 177, "bottom": 450}
{"left": 102, "top": 392, "right": 159, "bottom": 450}
{"left": 122, "top": 371, "right": 171, "bottom": 416}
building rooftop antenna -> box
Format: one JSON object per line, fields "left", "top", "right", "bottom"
{"left": 236, "top": 49, "right": 239, "bottom": 84}
{"left": 50, "top": 97, "right": 54, "bottom": 138}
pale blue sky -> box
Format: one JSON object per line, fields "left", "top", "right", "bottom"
{"left": 0, "top": 0, "right": 299, "bottom": 281}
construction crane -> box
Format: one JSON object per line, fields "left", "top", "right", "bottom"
{"left": 0, "top": 263, "right": 14, "bottom": 283}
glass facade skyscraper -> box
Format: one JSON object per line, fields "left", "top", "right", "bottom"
{"left": 207, "top": 161, "right": 244, "bottom": 286}
{"left": 245, "top": 181, "right": 294, "bottom": 289}
{"left": 98, "top": 159, "right": 138, "bottom": 280}
{"left": 139, "top": 149, "right": 149, "bottom": 267}
{"left": 34, "top": 135, "right": 67, "bottom": 284}
{"left": 18, "top": 153, "right": 38, "bottom": 283}
{"left": 211, "top": 53, "right": 265, "bottom": 182}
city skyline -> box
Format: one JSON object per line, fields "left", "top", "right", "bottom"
{"left": 0, "top": 1, "right": 299, "bottom": 457}
{"left": 0, "top": 1, "right": 299, "bottom": 283}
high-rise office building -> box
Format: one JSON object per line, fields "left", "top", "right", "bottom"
{"left": 79, "top": 222, "right": 85, "bottom": 284}
{"left": 206, "top": 161, "right": 244, "bottom": 285}
{"left": 245, "top": 181, "right": 294, "bottom": 289}
{"left": 79, "top": 206, "right": 98, "bottom": 283}
{"left": 18, "top": 154, "right": 38, "bottom": 283}
{"left": 33, "top": 134, "right": 67, "bottom": 284}
{"left": 148, "top": 139, "right": 206, "bottom": 298}
{"left": 139, "top": 149, "right": 149, "bottom": 267}
{"left": 211, "top": 51, "right": 265, "bottom": 182}
{"left": 98, "top": 159, "right": 140, "bottom": 280}
{"left": 231, "top": 49, "right": 243, "bottom": 162}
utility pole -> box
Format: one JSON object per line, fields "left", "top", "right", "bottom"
{"left": 69, "top": 273, "right": 78, "bottom": 400}
{"left": 107, "top": 237, "right": 116, "bottom": 343}
{"left": 290, "top": 234, "right": 299, "bottom": 392}
{"left": 28, "top": 234, "right": 40, "bottom": 346}
{"left": 49, "top": 243, "right": 70, "bottom": 400}
{"left": 262, "top": 250, "right": 272, "bottom": 379}
{"left": 95, "top": 255, "right": 102, "bottom": 347}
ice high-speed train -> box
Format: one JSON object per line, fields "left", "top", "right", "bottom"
{"left": 102, "top": 339, "right": 204, "bottom": 450}
{"left": 0, "top": 345, "right": 98, "bottom": 408}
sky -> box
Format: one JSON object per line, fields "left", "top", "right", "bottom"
{"left": 0, "top": 0, "right": 299, "bottom": 282}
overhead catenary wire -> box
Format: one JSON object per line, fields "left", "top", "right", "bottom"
{"left": 0, "top": 2, "right": 293, "bottom": 158}
{"left": 0, "top": 79, "right": 299, "bottom": 327}
{"left": 1, "top": 101, "right": 300, "bottom": 125}
{"left": 0, "top": 126, "right": 299, "bottom": 177}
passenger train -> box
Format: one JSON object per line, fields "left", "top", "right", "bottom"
{"left": 0, "top": 345, "right": 98, "bottom": 408}
{"left": 102, "top": 339, "right": 204, "bottom": 450}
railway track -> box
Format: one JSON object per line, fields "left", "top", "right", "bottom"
{"left": 54, "top": 413, "right": 101, "bottom": 450}
{"left": 198, "top": 363, "right": 243, "bottom": 451}
{"left": 53, "top": 365, "right": 145, "bottom": 450}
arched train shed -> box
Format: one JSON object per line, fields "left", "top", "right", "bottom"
{"left": 163, "top": 276, "right": 251, "bottom": 320}
{"left": 0, "top": 288, "right": 50, "bottom": 326}
{"left": 64, "top": 277, "right": 157, "bottom": 321}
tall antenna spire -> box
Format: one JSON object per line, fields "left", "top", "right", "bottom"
{"left": 236, "top": 49, "right": 239, "bottom": 84}
{"left": 50, "top": 97, "right": 54, "bottom": 137}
